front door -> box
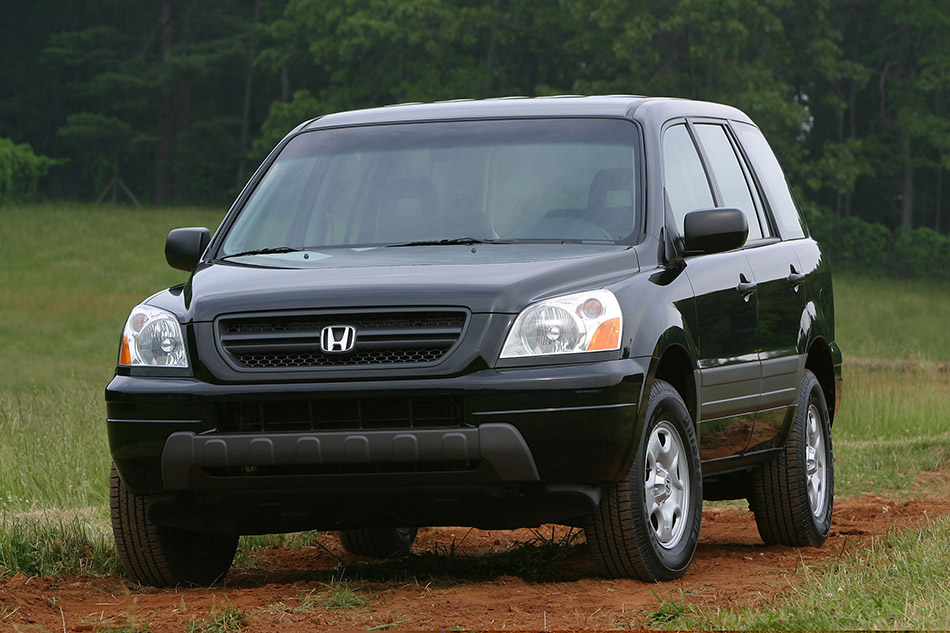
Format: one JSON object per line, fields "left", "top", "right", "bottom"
{"left": 687, "top": 252, "right": 760, "bottom": 460}
{"left": 662, "top": 121, "right": 760, "bottom": 461}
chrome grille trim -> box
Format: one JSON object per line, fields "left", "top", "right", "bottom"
{"left": 216, "top": 309, "right": 467, "bottom": 370}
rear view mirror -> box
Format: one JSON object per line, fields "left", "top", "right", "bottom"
{"left": 683, "top": 208, "right": 748, "bottom": 255}
{"left": 165, "top": 227, "right": 211, "bottom": 272}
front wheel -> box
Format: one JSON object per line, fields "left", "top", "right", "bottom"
{"left": 585, "top": 379, "right": 703, "bottom": 581}
{"left": 750, "top": 369, "right": 834, "bottom": 547}
{"left": 110, "top": 465, "right": 238, "bottom": 587}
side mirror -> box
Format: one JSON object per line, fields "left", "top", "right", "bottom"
{"left": 165, "top": 227, "right": 211, "bottom": 272}
{"left": 683, "top": 208, "right": 748, "bottom": 255}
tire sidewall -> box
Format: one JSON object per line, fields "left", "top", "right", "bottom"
{"left": 795, "top": 373, "right": 835, "bottom": 541}
{"left": 630, "top": 383, "right": 703, "bottom": 577}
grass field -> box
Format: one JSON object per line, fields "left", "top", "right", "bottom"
{"left": 1, "top": 203, "right": 949, "bottom": 627}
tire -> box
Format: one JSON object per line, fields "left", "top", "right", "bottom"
{"left": 750, "top": 369, "right": 834, "bottom": 547}
{"left": 337, "top": 527, "right": 418, "bottom": 559}
{"left": 110, "top": 464, "right": 238, "bottom": 587}
{"left": 585, "top": 379, "right": 703, "bottom": 581}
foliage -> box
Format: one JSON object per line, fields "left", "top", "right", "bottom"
{"left": 0, "top": 138, "right": 61, "bottom": 204}
{"left": 812, "top": 215, "right": 950, "bottom": 279}
{"left": 1, "top": 0, "right": 950, "bottom": 242}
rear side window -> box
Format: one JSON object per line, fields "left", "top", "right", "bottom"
{"left": 694, "top": 124, "right": 763, "bottom": 240}
{"left": 733, "top": 122, "right": 807, "bottom": 239}
{"left": 663, "top": 124, "right": 713, "bottom": 232}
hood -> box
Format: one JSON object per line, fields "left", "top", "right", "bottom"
{"left": 153, "top": 244, "right": 639, "bottom": 321}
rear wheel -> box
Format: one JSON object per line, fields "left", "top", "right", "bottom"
{"left": 110, "top": 464, "right": 238, "bottom": 587}
{"left": 585, "top": 379, "right": 702, "bottom": 581}
{"left": 337, "top": 527, "right": 418, "bottom": 558}
{"left": 750, "top": 369, "right": 834, "bottom": 546}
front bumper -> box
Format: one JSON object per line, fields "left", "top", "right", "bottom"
{"left": 160, "top": 423, "right": 540, "bottom": 489}
{"left": 107, "top": 357, "right": 647, "bottom": 529}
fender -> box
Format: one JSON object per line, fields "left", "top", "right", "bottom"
{"left": 609, "top": 261, "right": 699, "bottom": 479}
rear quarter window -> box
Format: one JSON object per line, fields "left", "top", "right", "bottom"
{"left": 732, "top": 122, "right": 807, "bottom": 240}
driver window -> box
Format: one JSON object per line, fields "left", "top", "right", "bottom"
{"left": 662, "top": 124, "right": 714, "bottom": 233}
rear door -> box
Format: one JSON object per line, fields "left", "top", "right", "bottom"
{"left": 728, "top": 122, "right": 810, "bottom": 449}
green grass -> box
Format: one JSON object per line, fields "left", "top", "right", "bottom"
{"left": 834, "top": 366, "right": 950, "bottom": 496}
{"left": 187, "top": 599, "right": 247, "bottom": 633}
{"left": 0, "top": 387, "right": 110, "bottom": 511}
{"left": 320, "top": 580, "right": 372, "bottom": 609}
{"left": 0, "top": 203, "right": 223, "bottom": 391}
{"left": 0, "top": 507, "right": 118, "bottom": 577}
{"left": 257, "top": 582, "right": 372, "bottom": 617}
{"left": 0, "top": 203, "right": 948, "bottom": 629}
{"left": 835, "top": 273, "right": 950, "bottom": 363}
{"left": 0, "top": 204, "right": 223, "bottom": 513}
{"left": 650, "top": 514, "right": 950, "bottom": 630}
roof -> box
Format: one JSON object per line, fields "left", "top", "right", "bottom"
{"left": 304, "top": 95, "right": 755, "bottom": 130}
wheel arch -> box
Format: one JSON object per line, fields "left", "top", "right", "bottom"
{"left": 804, "top": 337, "right": 836, "bottom": 423}
{"left": 651, "top": 343, "right": 698, "bottom": 427}
{"left": 614, "top": 325, "right": 699, "bottom": 481}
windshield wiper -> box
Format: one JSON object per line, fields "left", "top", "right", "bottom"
{"left": 385, "top": 237, "right": 514, "bottom": 247}
{"left": 221, "top": 246, "right": 304, "bottom": 259}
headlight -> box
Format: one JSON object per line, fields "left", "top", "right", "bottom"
{"left": 500, "top": 290, "right": 622, "bottom": 358}
{"left": 118, "top": 305, "right": 188, "bottom": 368}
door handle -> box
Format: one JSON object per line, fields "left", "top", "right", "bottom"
{"left": 736, "top": 273, "right": 757, "bottom": 299}
{"left": 788, "top": 265, "right": 807, "bottom": 288}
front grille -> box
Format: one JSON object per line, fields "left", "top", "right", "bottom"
{"left": 217, "top": 310, "right": 466, "bottom": 369}
{"left": 217, "top": 395, "right": 464, "bottom": 433}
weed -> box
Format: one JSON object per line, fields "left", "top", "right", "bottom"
{"left": 645, "top": 589, "right": 696, "bottom": 626}
{"left": 321, "top": 580, "right": 371, "bottom": 610}
{"left": 0, "top": 604, "right": 20, "bottom": 621}
{"left": 0, "top": 509, "right": 119, "bottom": 577}
{"left": 187, "top": 598, "right": 247, "bottom": 633}
{"left": 258, "top": 583, "right": 371, "bottom": 616}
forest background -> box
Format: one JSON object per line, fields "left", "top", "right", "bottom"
{"left": 2, "top": 0, "right": 949, "bottom": 278}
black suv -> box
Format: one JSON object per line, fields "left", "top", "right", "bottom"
{"left": 107, "top": 96, "right": 842, "bottom": 586}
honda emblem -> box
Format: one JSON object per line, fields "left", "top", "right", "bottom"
{"left": 320, "top": 325, "right": 357, "bottom": 353}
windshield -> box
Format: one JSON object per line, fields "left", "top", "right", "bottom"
{"left": 220, "top": 118, "right": 641, "bottom": 256}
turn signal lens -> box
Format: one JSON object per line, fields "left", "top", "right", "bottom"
{"left": 588, "top": 317, "right": 621, "bottom": 351}
{"left": 119, "top": 335, "right": 132, "bottom": 365}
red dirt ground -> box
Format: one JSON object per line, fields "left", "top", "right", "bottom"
{"left": 2, "top": 482, "right": 950, "bottom": 632}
